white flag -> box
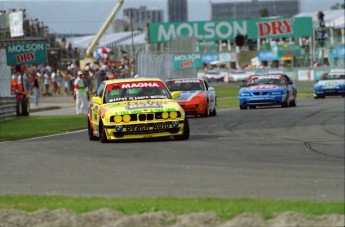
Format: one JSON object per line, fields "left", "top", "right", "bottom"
{"left": 9, "top": 11, "right": 24, "bottom": 37}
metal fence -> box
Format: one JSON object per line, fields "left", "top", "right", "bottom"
{"left": 0, "top": 97, "right": 16, "bottom": 121}
{"left": 135, "top": 36, "right": 199, "bottom": 81}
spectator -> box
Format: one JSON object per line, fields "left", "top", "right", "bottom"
{"left": 32, "top": 74, "right": 40, "bottom": 106}
{"left": 43, "top": 70, "right": 50, "bottom": 96}
{"left": 51, "top": 70, "right": 58, "bottom": 95}
{"left": 73, "top": 71, "right": 89, "bottom": 115}
{"left": 96, "top": 65, "right": 106, "bottom": 89}
{"left": 55, "top": 69, "right": 63, "bottom": 95}
{"left": 63, "top": 69, "right": 71, "bottom": 95}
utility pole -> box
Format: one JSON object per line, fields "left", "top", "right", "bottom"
{"left": 130, "top": 8, "right": 135, "bottom": 77}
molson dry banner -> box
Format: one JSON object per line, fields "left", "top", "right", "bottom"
{"left": 6, "top": 42, "right": 47, "bottom": 66}
{"left": 148, "top": 17, "right": 313, "bottom": 43}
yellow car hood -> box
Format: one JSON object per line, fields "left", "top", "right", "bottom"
{"left": 98, "top": 99, "right": 183, "bottom": 116}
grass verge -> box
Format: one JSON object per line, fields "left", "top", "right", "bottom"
{"left": 0, "top": 195, "right": 343, "bottom": 220}
{"left": 0, "top": 115, "right": 87, "bottom": 142}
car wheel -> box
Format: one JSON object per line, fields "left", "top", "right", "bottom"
{"left": 203, "top": 101, "right": 209, "bottom": 117}
{"left": 281, "top": 95, "right": 289, "bottom": 108}
{"left": 240, "top": 105, "right": 247, "bottom": 110}
{"left": 88, "top": 120, "right": 98, "bottom": 141}
{"left": 210, "top": 106, "right": 217, "bottom": 116}
{"left": 249, "top": 106, "right": 256, "bottom": 109}
{"left": 99, "top": 122, "right": 109, "bottom": 143}
{"left": 174, "top": 117, "right": 190, "bottom": 141}
{"left": 290, "top": 99, "right": 296, "bottom": 107}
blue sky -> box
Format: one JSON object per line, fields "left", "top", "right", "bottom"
{"left": 0, "top": 0, "right": 343, "bottom": 34}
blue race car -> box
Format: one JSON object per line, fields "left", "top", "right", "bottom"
{"left": 313, "top": 69, "right": 345, "bottom": 99}
{"left": 238, "top": 73, "right": 297, "bottom": 109}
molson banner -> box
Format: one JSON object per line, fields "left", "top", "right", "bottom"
{"left": 6, "top": 42, "right": 47, "bottom": 66}
{"left": 148, "top": 17, "right": 312, "bottom": 43}
{"left": 173, "top": 53, "right": 202, "bottom": 70}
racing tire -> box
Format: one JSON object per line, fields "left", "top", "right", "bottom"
{"left": 88, "top": 120, "right": 98, "bottom": 141}
{"left": 99, "top": 122, "right": 109, "bottom": 143}
{"left": 210, "top": 106, "right": 217, "bottom": 116}
{"left": 21, "top": 97, "right": 30, "bottom": 116}
{"left": 240, "top": 105, "right": 247, "bottom": 110}
{"left": 202, "top": 102, "right": 210, "bottom": 117}
{"left": 174, "top": 117, "right": 190, "bottom": 141}
{"left": 281, "top": 95, "right": 289, "bottom": 108}
{"left": 289, "top": 99, "right": 296, "bottom": 107}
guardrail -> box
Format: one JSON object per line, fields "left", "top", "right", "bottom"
{"left": 0, "top": 96, "right": 17, "bottom": 121}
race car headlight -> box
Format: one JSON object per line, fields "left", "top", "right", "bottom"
{"left": 162, "top": 112, "right": 169, "bottom": 119}
{"left": 271, "top": 91, "right": 282, "bottom": 95}
{"left": 123, "top": 114, "right": 131, "bottom": 122}
{"left": 240, "top": 92, "right": 251, "bottom": 96}
{"left": 114, "top": 115, "right": 122, "bottom": 123}
{"left": 169, "top": 111, "right": 178, "bottom": 119}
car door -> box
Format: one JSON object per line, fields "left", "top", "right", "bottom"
{"left": 204, "top": 80, "right": 216, "bottom": 110}
{"left": 284, "top": 75, "right": 296, "bottom": 101}
{"left": 90, "top": 83, "right": 106, "bottom": 133}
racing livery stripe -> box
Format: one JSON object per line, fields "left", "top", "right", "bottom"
{"left": 176, "top": 91, "right": 202, "bottom": 101}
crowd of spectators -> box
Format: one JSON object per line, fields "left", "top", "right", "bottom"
{"left": 10, "top": 52, "right": 134, "bottom": 102}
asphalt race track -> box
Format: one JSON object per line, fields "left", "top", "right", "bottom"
{"left": 1, "top": 97, "right": 344, "bottom": 201}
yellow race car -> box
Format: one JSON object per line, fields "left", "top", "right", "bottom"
{"left": 88, "top": 78, "right": 190, "bottom": 142}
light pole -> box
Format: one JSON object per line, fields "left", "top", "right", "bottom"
{"left": 130, "top": 8, "right": 135, "bottom": 77}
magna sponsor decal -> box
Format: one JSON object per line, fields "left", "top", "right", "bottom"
{"left": 121, "top": 82, "right": 162, "bottom": 88}
{"left": 174, "top": 79, "right": 201, "bottom": 83}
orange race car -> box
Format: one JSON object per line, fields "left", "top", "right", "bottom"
{"left": 165, "top": 78, "right": 217, "bottom": 117}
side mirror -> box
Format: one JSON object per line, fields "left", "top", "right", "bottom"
{"left": 171, "top": 91, "right": 181, "bottom": 99}
{"left": 92, "top": 96, "right": 102, "bottom": 105}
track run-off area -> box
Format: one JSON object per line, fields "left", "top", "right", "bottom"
{"left": 1, "top": 96, "right": 344, "bottom": 201}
